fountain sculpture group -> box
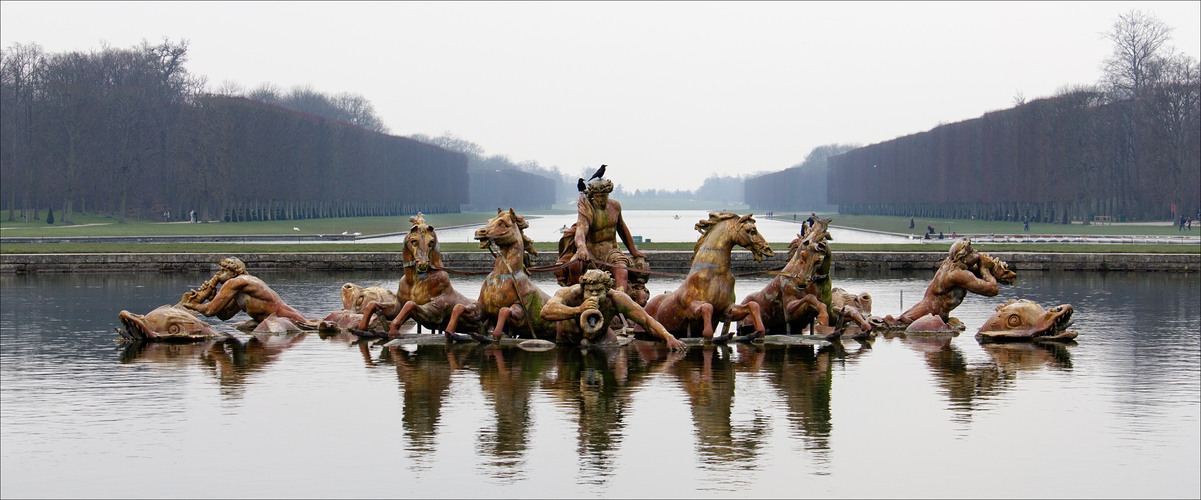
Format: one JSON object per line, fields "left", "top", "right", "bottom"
{"left": 117, "top": 168, "right": 1078, "bottom": 347}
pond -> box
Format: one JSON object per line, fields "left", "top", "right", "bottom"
{"left": 1, "top": 269, "right": 1197, "bottom": 498}
{"left": 358, "top": 210, "right": 917, "bottom": 244}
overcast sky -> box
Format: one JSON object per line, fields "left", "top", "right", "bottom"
{"left": 3, "top": 1, "right": 1199, "bottom": 192}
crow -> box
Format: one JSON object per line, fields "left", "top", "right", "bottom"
{"left": 590, "top": 164, "right": 607, "bottom": 180}
{"left": 577, "top": 178, "right": 587, "bottom": 192}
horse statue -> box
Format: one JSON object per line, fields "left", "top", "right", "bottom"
{"left": 474, "top": 208, "right": 558, "bottom": 341}
{"left": 737, "top": 218, "right": 834, "bottom": 336}
{"left": 358, "top": 213, "right": 486, "bottom": 341}
{"left": 643, "top": 212, "right": 774, "bottom": 342}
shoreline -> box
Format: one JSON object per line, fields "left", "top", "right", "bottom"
{"left": 4, "top": 250, "right": 1196, "bottom": 274}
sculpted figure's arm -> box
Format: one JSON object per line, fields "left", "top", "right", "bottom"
{"left": 541, "top": 287, "right": 587, "bottom": 322}
{"left": 614, "top": 201, "right": 646, "bottom": 259}
{"left": 950, "top": 258, "right": 999, "bottom": 297}
{"left": 182, "top": 276, "right": 250, "bottom": 320}
{"left": 612, "top": 291, "right": 686, "bottom": 351}
{"left": 572, "top": 213, "right": 593, "bottom": 263}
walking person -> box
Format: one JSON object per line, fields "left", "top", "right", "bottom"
{"left": 1023, "top": 215, "right": 1029, "bottom": 232}
{"left": 910, "top": 217, "right": 915, "bottom": 229}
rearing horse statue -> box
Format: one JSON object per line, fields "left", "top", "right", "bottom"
{"left": 738, "top": 218, "right": 834, "bottom": 335}
{"left": 475, "top": 208, "right": 557, "bottom": 341}
{"left": 643, "top": 212, "right": 774, "bottom": 341}
{"left": 359, "top": 213, "right": 486, "bottom": 340}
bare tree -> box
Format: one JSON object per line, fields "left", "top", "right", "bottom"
{"left": 1100, "top": 9, "right": 1174, "bottom": 100}
{"left": 1147, "top": 51, "right": 1201, "bottom": 211}
{"left": 247, "top": 82, "right": 283, "bottom": 103}
{"left": 215, "top": 79, "right": 245, "bottom": 96}
{"left": 410, "top": 131, "right": 486, "bottom": 160}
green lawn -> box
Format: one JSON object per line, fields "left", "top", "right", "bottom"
{"left": 765, "top": 212, "right": 1195, "bottom": 237}
{"left": 0, "top": 212, "right": 498, "bottom": 238}
{"left": 3, "top": 209, "right": 1197, "bottom": 255}
{"left": 3, "top": 241, "right": 1196, "bottom": 255}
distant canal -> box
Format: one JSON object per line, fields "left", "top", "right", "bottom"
{"left": 359, "top": 210, "right": 917, "bottom": 244}
{"left": 1, "top": 270, "right": 1197, "bottom": 498}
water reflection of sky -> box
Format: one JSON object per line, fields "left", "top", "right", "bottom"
{"left": 1, "top": 271, "right": 1197, "bottom": 498}
{"left": 358, "top": 210, "right": 916, "bottom": 244}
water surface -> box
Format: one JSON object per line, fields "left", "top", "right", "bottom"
{"left": 359, "top": 210, "right": 915, "bottom": 244}
{"left": 1, "top": 270, "right": 1197, "bottom": 498}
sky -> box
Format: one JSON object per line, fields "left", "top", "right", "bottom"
{"left": 2, "top": 1, "right": 1199, "bottom": 192}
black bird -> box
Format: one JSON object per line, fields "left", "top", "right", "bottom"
{"left": 590, "top": 164, "right": 607, "bottom": 180}
{"left": 577, "top": 178, "right": 587, "bottom": 192}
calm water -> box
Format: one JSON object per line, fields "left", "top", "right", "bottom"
{"left": 1, "top": 269, "right": 1198, "bottom": 498}
{"left": 358, "top": 210, "right": 916, "bottom": 244}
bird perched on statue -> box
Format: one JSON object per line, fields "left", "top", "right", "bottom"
{"left": 578, "top": 178, "right": 587, "bottom": 192}
{"left": 590, "top": 164, "right": 607, "bottom": 180}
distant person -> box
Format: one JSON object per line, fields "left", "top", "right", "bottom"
{"left": 951, "top": 232, "right": 957, "bottom": 238}
{"left": 1188, "top": 216, "right": 1193, "bottom": 230}
{"left": 910, "top": 217, "right": 915, "bottom": 229}
{"left": 939, "top": 231, "right": 944, "bottom": 239}
{"left": 928, "top": 225, "right": 936, "bottom": 235}
{"left": 1023, "top": 215, "right": 1029, "bottom": 232}
{"left": 1180, "top": 215, "right": 1186, "bottom": 231}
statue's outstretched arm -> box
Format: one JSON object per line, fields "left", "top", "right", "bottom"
{"left": 615, "top": 292, "right": 685, "bottom": 350}
{"left": 541, "top": 288, "right": 584, "bottom": 322}
{"left": 188, "top": 278, "right": 247, "bottom": 317}
{"left": 953, "top": 266, "right": 999, "bottom": 297}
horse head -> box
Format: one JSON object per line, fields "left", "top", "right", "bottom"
{"left": 693, "top": 212, "right": 774, "bottom": 263}
{"left": 404, "top": 212, "right": 441, "bottom": 273}
{"left": 732, "top": 213, "right": 774, "bottom": 262}
{"left": 784, "top": 234, "right": 825, "bottom": 289}
{"left": 475, "top": 208, "right": 538, "bottom": 261}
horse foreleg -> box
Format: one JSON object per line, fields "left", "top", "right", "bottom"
{"left": 786, "top": 296, "right": 828, "bottom": 325}
{"left": 358, "top": 301, "right": 388, "bottom": 331}
{"left": 718, "top": 302, "right": 765, "bottom": 342}
{"left": 493, "top": 304, "right": 526, "bottom": 340}
{"left": 688, "top": 301, "right": 715, "bottom": 340}
{"left": 387, "top": 301, "right": 418, "bottom": 335}
{"left": 445, "top": 303, "right": 466, "bottom": 334}
{"left": 493, "top": 307, "right": 511, "bottom": 341}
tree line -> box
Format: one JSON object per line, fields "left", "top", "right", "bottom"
{"left": 745, "top": 143, "right": 859, "bottom": 212}
{"left": 1, "top": 39, "right": 467, "bottom": 224}
{"left": 827, "top": 10, "right": 1199, "bottom": 222}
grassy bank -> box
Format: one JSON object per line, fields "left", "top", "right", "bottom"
{"left": 2, "top": 241, "right": 1196, "bottom": 255}
{"left": 0, "top": 212, "right": 499, "bottom": 238}
{"left": 766, "top": 212, "right": 1195, "bottom": 237}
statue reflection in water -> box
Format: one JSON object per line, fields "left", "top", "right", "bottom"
{"left": 888, "top": 332, "right": 1073, "bottom": 422}
{"left": 119, "top": 333, "right": 308, "bottom": 399}
{"left": 637, "top": 340, "right": 870, "bottom": 479}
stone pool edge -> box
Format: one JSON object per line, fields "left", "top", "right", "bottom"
{"left": 2, "top": 251, "right": 1197, "bottom": 274}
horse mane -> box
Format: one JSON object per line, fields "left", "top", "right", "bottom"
{"left": 405, "top": 213, "right": 443, "bottom": 267}
{"left": 692, "top": 212, "right": 744, "bottom": 261}
{"left": 496, "top": 208, "right": 538, "bottom": 271}
{"left": 787, "top": 234, "right": 804, "bottom": 261}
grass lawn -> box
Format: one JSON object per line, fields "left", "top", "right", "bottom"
{"left": 2, "top": 208, "right": 1197, "bottom": 255}
{"left": 0, "top": 212, "right": 499, "bottom": 238}
{"left": 3, "top": 241, "right": 1196, "bottom": 255}
{"left": 764, "top": 212, "right": 1197, "bottom": 237}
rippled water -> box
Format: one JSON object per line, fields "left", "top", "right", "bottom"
{"left": 359, "top": 210, "right": 916, "bottom": 244}
{"left": 2, "top": 270, "right": 1197, "bottom": 498}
